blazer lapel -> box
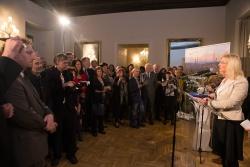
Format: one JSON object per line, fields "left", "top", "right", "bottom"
{"left": 17, "top": 75, "right": 44, "bottom": 116}
{"left": 216, "top": 79, "right": 234, "bottom": 96}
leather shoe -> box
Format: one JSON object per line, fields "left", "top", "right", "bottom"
{"left": 140, "top": 123, "right": 145, "bottom": 127}
{"left": 92, "top": 132, "right": 97, "bottom": 137}
{"left": 67, "top": 155, "right": 78, "bottom": 164}
{"left": 99, "top": 130, "right": 106, "bottom": 134}
{"left": 114, "top": 122, "right": 119, "bottom": 128}
{"left": 212, "top": 158, "right": 222, "bottom": 164}
{"left": 78, "top": 134, "right": 83, "bottom": 142}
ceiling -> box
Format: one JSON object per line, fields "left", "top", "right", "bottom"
{"left": 30, "top": 0, "right": 230, "bottom": 17}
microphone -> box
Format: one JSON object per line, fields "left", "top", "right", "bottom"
{"left": 191, "top": 69, "right": 211, "bottom": 76}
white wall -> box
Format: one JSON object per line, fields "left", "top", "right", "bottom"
{"left": 0, "top": 0, "right": 59, "bottom": 64}
{"left": 0, "top": 0, "right": 227, "bottom": 66}
{"left": 226, "top": 0, "right": 250, "bottom": 54}
{"left": 67, "top": 7, "right": 226, "bottom": 67}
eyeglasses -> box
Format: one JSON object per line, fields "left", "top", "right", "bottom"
{"left": 219, "top": 61, "right": 227, "bottom": 64}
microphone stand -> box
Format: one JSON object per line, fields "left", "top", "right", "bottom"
{"left": 184, "top": 92, "right": 207, "bottom": 164}
{"left": 171, "top": 100, "right": 177, "bottom": 167}
{"left": 198, "top": 105, "right": 205, "bottom": 164}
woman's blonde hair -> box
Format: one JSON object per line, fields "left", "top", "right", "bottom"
{"left": 222, "top": 54, "right": 244, "bottom": 79}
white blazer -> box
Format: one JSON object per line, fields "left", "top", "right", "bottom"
{"left": 209, "top": 76, "right": 248, "bottom": 121}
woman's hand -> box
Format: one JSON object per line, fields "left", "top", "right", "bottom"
{"left": 197, "top": 98, "right": 208, "bottom": 106}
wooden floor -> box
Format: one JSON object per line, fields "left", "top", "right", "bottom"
{"left": 56, "top": 119, "right": 250, "bottom": 167}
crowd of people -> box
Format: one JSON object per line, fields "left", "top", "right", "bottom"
{"left": 0, "top": 37, "right": 250, "bottom": 167}
{"left": 0, "top": 38, "right": 187, "bottom": 167}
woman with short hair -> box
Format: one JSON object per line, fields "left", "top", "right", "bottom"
{"left": 199, "top": 54, "right": 248, "bottom": 167}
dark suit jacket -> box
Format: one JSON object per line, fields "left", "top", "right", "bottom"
{"left": 128, "top": 77, "right": 141, "bottom": 104}
{"left": 5, "top": 74, "right": 52, "bottom": 167}
{"left": 0, "top": 57, "right": 22, "bottom": 104}
{"left": 43, "top": 67, "right": 65, "bottom": 120}
{"left": 0, "top": 57, "right": 22, "bottom": 167}
{"left": 141, "top": 72, "right": 157, "bottom": 102}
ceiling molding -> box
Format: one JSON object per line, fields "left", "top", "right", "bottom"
{"left": 30, "top": 0, "right": 230, "bottom": 16}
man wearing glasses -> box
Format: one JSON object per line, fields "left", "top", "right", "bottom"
{"left": 1, "top": 37, "right": 57, "bottom": 167}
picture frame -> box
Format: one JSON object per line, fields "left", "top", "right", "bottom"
{"left": 74, "top": 41, "right": 101, "bottom": 63}
{"left": 167, "top": 38, "right": 202, "bottom": 67}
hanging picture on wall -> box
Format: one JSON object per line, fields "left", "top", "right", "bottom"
{"left": 167, "top": 38, "right": 202, "bottom": 67}
{"left": 80, "top": 41, "right": 101, "bottom": 63}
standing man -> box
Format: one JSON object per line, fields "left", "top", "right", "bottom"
{"left": 129, "top": 68, "right": 145, "bottom": 128}
{"left": 0, "top": 38, "right": 24, "bottom": 167}
{"left": 81, "top": 57, "right": 95, "bottom": 131}
{"left": 4, "top": 38, "right": 57, "bottom": 167}
{"left": 153, "top": 64, "right": 162, "bottom": 121}
{"left": 44, "top": 54, "right": 78, "bottom": 166}
{"left": 141, "top": 63, "right": 157, "bottom": 124}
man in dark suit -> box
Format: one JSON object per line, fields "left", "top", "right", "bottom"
{"left": 44, "top": 54, "right": 78, "bottom": 166}
{"left": 141, "top": 63, "right": 158, "bottom": 124}
{"left": 128, "top": 68, "right": 145, "bottom": 128}
{"left": 153, "top": 64, "right": 162, "bottom": 121}
{"left": 81, "top": 57, "right": 95, "bottom": 131}
{"left": 4, "top": 39, "right": 57, "bottom": 167}
{"left": 0, "top": 38, "right": 24, "bottom": 167}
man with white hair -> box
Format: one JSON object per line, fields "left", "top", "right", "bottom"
{"left": 141, "top": 63, "right": 157, "bottom": 124}
{"left": 153, "top": 64, "right": 160, "bottom": 73}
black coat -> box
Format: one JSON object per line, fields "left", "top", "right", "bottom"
{"left": 128, "top": 77, "right": 142, "bottom": 104}
{"left": 0, "top": 57, "right": 22, "bottom": 104}
{"left": 112, "top": 77, "right": 128, "bottom": 105}
{"left": 0, "top": 57, "right": 22, "bottom": 167}
{"left": 25, "top": 69, "right": 45, "bottom": 101}
{"left": 92, "top": 78, "right": 105, "bottom": 104}
{"left": 43, "top": 67, "right": 65, "bottom": 119}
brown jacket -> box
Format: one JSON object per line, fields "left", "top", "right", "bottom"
{"left": 5, "top": 74, "right": 52, "bottom": 167}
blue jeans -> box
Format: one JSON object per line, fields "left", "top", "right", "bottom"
{"left": 130, "top": 101, "right": 145, "bottom": 127}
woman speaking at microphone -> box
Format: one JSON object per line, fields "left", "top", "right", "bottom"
{"left": 199, "top": 54, "right": 248, "bottom": 167}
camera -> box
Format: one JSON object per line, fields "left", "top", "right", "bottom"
{"left": 74, "top": 81, "right": 90, "bottom": 91}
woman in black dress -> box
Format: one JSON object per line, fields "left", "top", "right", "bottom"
{"left": 92, "top": 66, "right": 108, "bottom": 136}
